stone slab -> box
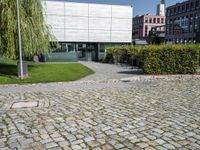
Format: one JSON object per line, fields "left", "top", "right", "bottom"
{"left": 11, "top": 101, "right": 38, "bottom": 109}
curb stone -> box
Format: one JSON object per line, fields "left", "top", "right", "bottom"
{"left": 120, "top": 75, "right": 200, "bottom": 82}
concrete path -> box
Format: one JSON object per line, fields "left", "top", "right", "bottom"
{"left": 80, "top": 61, "right": 142, "bottom": 81}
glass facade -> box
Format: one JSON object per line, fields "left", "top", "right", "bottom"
{"left": 166, "top": 0, "right": 200, "bottom": 43}
{"left": 50, "top": 42, "right": 123, "bottom": 61}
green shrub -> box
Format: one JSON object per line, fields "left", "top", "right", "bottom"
{"left": 107, "top": 44, "right": 199, "bottom": 74}
{"left": 142, "top": 45, "right": 198, "bottom": 74}
{"left": 102, "top": 53, "right": 114, "bottom": 64}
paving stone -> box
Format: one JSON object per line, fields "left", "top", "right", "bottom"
{"left": 156, "top": 146, "right": 168, "bottom": 150}
{"left": 113, "top": 128, "right": 123, "bottom": 133}
{"left": 53, "top": 137, "right": 65, "bottom": 142}
{"left": 40, "top": 138, "right": 53, "bottom": 144}
{"left": 147, "top": 135, "right": 156, "bottom": 140}
{"left": 123, "top": 142, "right": 134, "bottom": 149}
{"left": 83, "top": 136, "right": 94, "bottom": 142}
{"left": 41, "top": 134, "right": 50, "bottom": 139}
{"left": 130, "top": 138, "right": 140, "bottom": 144}
{"left": 9, "top": 142, "right": 20, "bottom": 149}
{"left": 152, "top": 128, "right": 164, "bottom": 134}
{"left": 58, "top": 141, "right": 70, "bottom": 147}
{"left": 114, "top": 143, "right": 124, "bottom": 149}
{"left": 155, "top": 139, "right": 166, "bottom": 145}
{"left": 147, "top": 141, "right": 158, "bottom": 147}
{"left": 87, "top": 141, "right": 99, "bottom": 148}
{"left": 63, "top": 146, "right": 72, "bottom": 150}
{"left": 80, "top": 143, "right": 87, "bottom": 148}
{"left": 101, "top": 144, "right": 113, "bottom": 150}
{"left": 50, "top": 133, "right": 61, "bottom": 138}
{"left": 45, "top": 142, "right": 58, "bottom": 149}
{"left": 71, "top": 145, "right": 82, "bottom": 150}
{"left": 71, "top": 140, "right": 83, "bottom": 145}
{"left": 105, "top": 130, "right": 116, "bottom": 135}
{"left": 1, "top": 75, "right": 200, "bottom": 150}
{"left": 136, "top": 142, "right": 149, "bottom": 148}
{"left": 163, "top": 143, "right": 176, "bottom": 149}
{"left": 194, "top": 135, "right": 200, "bottom": 140}
{"left": 145, "top": 147, "right": 156, "bottom": 150}
{"left": 178, "top": 140, "right": 190, "bottom": 146}
{"left": 163, "top": 132, "right": 174, "bottom": 137}
{"left": 186, "top": 132, "right": 196, "bottom": 137}
{"left": 119, "top": 131, "right": 130, "bottom": 136}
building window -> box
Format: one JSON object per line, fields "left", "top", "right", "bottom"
{"left": 174, "top": 7, "right": 177, "bottom": 14}
{"left": 145, "top": 17, "right": 148, "bottom": 23}
{"left": 100, "top": 44, "right": 105, "bottom": 52}
{"left": 182, "top": 5, "right": 185, "bottom": 12}
{"left": 170, "top": 9, "right": 173, "bottom": 15}
{"left": 153, "top": 18, "right": 156, "bottom": 23}
{"left": 169, "top": 19, "right": 173, "bottom": 34}
{"left": 189, "top": 14, "right": 193, "bottom": 33}
{"left": 66, "top": 43, "right": 76, "bottom": 52}
{"left": 196, "top": 1, "right": 199, "bottom": 8}
{"left": 180, "top": 16, "right": 189, "bottom": 33}
{"left": 174, "top": 17, "right": 181, "bottom": 34}
{"left": 167, "top": 10, "right": 170, "bottom": 16}
{"left": 149, "top": 18, "right": 152, "bottom": 23}
{"left": 157, "top": 18, "right": 160, "bottom": 23}
{"left": 186, "top": 4, "right": 189, "bottom": 11}
{"left": 194, "top": 14, "right": 198, "bottom": 32}
{"left": 190, "top": 2, "right": 194, "bottom": 10}
{"left": 145, "top": 25, "right": 148, "bottom": 36}
{"left": 161, "top": 18, "right": 164, "bottom": 24}
{"left": 178, "top": 6, "right": 180, "bottom": 13}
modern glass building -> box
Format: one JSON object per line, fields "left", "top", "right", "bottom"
{"left": 165, "top": 0, "right": 200, "bottom": 44}
{"left": 43, "top": 1, "right": 133, "bottom": 61}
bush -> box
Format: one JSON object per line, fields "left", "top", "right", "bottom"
{"left": 142, "top": 45, "right": 198, "bottom": 74}
{"left": 102, "top": 53, "right": 114, "bottom": 64}
{"left": 107, "top": 44, "right": 200, "bottom": 74}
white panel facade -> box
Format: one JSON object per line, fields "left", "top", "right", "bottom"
{"left": 51, "top": 28, "right": 65, "bottom": 41}
{"left": 89, "top": 30, "right": 111, "bottom": 42}
{"left": 65, "top": 17, "right": 88, "bottom": 29}
{"left": 44, "top": 1, "right": 133, "bottom": 43}
{"left": 44, "top": 1, "right": 64, "bottom": 15}
{"left": 112, "top": 6, "right": 132, "bottom": 18}
{"left": 89, "top": 18, "right": 111, "bottom": 30}
{"left": 46, "top": 15, "right": 64, "bottom": 29}
{"left": 65, "top": 3, "right": 89, "bottom": 17}
{"left": 89, "top": 4, "right": 111, "bottom": 18}
{"left": 111, "top": 18, "right": 132, "bottom": 30}
{"left": 111, "top": 31, "right": 132, "bottom": 43}
{"left": 65, "top": 29, "right": 88, "bottom": 42}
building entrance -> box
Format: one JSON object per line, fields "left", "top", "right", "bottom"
{"left": 77, "top": 43, "right": 99, "bottom": 61}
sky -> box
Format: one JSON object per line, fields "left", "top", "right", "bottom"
{"left": 55, "top": 0, "right": 183, "bottom": 16}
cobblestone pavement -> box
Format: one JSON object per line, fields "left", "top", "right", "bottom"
{"left": 0, "top": 77, "right": 200, "bottom": 150}
{"left": 79, "top": 61, "right": 142, "bottom": 81}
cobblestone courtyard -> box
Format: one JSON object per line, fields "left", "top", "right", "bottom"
{"left": 0, "top": 77, "right": 200, "bottom": 150}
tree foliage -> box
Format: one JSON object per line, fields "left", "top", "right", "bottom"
{"left": 0, "top": 0, "right": 52, "bottom": 59}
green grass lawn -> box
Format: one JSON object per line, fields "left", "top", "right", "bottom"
{"left": 0, "top": 60, "right": 94, "bottom": 84}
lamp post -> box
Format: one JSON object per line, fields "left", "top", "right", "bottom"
{"left": 16, "top": 0, "right": 24, "bottom": 79}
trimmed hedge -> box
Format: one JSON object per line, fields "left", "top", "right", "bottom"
{"left": 142, "top": 45, "right": 198, "bottom": 74}
{"left": 107, "top": 44, "right": 200, "bottom": 74}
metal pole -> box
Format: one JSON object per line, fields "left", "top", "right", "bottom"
{"left": 16, "top": 0, "right": 23, "bottom": 79}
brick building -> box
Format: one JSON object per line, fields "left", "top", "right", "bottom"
{"left": 133, "top": 15, "right": 165, "bottom": 39}
{"left": 132, "top": 0, "right": 166, "bottom": 39}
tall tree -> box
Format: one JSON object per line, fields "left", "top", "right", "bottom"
{"left": 0, "top": 0, "right": 52, "bottom": 59}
